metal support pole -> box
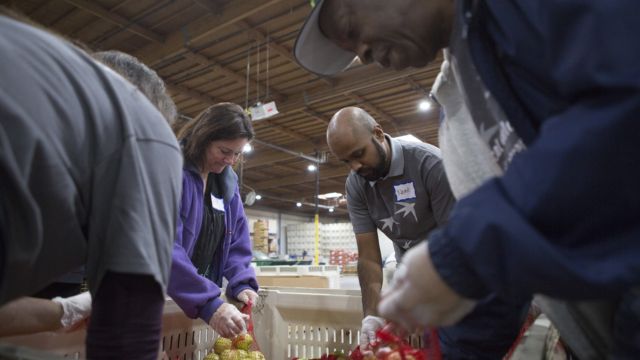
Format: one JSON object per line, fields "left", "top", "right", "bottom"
{"left": 314, "top": 162, "right": 320, "bottom": 265}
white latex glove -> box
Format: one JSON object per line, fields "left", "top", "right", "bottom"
{"left": 52, "top": 292, "right": 92, "bottom": 331}
{"left": 360, "top": 315, "right": 386, "bottom": 350}
{"left": 378, "top": 241, "right": 477, "bottom": 331}
{"left": 236, "top": 289, "right": 259, "bottom": 306}
{"left": 209, "top": 303, "right": 249, "bottom": 338}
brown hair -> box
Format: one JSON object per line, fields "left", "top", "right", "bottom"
{"left": 178, "top": 103, "right": 254, "bottom": 169}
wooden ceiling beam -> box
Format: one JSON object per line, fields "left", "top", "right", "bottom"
{"left": 301, "top": 107, "right": 330, "bottom": 125}
{"left": 405, "top": 76, "right": 431, "bottom": 97}
{"left": 260, "top": 121, "right": 316, "bottom": 143}
{"left": 27, "top": 0, "right": 56, "bottom": 19}
{"left": 168, "top": 68, "right": 437, "bottom": 150}
{"left": 192, "top": 0, "right": 226, "bottom": 14}
{"left": 283, "top": 67, "right": 435, "bottom": 115}
{"left": 244, "top": 138, "right": 327, "bottom": 169}
{"left": 235, "top": 20, "right": 335, "bottom": 87}
{"left": 62, "top": 0, "right": 165, "bottom": 43}
{"left": 270, "top": 164, "right": 295, "bottom": 172}
{"left": 325, "top": 178, "right": 346, "bottom": 187}
{"left": 172, "top": 66, "right": 435, "bottom": 126}
{"left": 181, "top": 50, "right": 287, "bottom": 102}
{"left": 249, "top": 166, "right": 349, "bottom": 190}
{"left": 134, "top": 0, "right": 286, "bottom": 66}
{"left": 244, "top": 115, "right": 440, "bottom": 169}
{"left": 166, "top": 82, "right": 217, "bottom": 107}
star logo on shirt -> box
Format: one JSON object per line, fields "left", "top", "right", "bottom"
{"left": 478, "top": 122, "right": 499, "bottom": 145}
{"left": 395, "top": 202, "right": 418, "bottom": 222}
{"left": 379, "top": 216, "right": 399, "bottom": 232}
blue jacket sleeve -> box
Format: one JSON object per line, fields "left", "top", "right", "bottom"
{"left": 168, "top": 173, "right": 223, "bottom": 323}
{"left": 431, "top": 2, "right": 640, "bottom": 302}
{"left": 224, "top": 186, "right": 259, "bottom": 300}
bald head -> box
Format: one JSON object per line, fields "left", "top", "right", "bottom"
{"left": 327, "top": 107, "right": 379, "bottom": 152}
{"left": 326, "top": 107, "right": 390, "bottom": 180}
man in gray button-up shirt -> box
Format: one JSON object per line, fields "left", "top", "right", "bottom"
{"left": 327, "top": 107, "right": 455, "bottom": 351}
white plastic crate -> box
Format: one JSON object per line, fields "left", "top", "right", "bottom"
{"left": 255, "top": 288, "right": 362, "bottom": 359}
{"left": 0, "top": 288, "right": 363, "bottom": 360}
{"left": 0, "top": 289, "right": 554, "bottom": 360}
{"left": 255, "top": 265, "right": 342, "bottom": 289}
{"left": 0, "top": 300, "right": 217, "bottom": 360}
{"left": 255, "top": 264, "right": 340, "bottom": 275}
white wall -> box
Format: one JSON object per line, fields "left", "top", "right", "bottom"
{"left": 245, "top": 208, "right": 394, "bottom": 260}
{"left": 245, "top": 208, "right": 312, "bottom": 254}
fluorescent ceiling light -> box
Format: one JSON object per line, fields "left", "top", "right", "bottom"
{"left": 318, "top": 192, "right": 342, "bottom": 200}
{"left": 296, "top": 202, "right": 302, "bottom": 207}
{"left": 255, "top": 194, "right": 262, "bottom": 200}
{"left": 242, "top": 143, "right": 253, "bottom": 153}
{"left": 307, "top": 164, "right": 317, "bottom": 172}
{"left": 395, "top": 134, "right": 422, "bottom": 143}
{"left": 418, "top": 100, "right": 432, "bottom": 111}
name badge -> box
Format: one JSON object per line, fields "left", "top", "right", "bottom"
{"left": 394, "top": 181, "right": 416, "bottom": 202}
{"left": 211, "top": 195, "right": 225, "bottom": 212}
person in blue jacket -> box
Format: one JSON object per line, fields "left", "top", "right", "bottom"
{"left": 293, "top": 0, "right": 640, "bottom": 358}
{"left": 169, "top": 103, "right": 259, "bottom": 338}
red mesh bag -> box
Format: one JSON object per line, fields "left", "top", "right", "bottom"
{"left": 240, "top": 300, "right": 262, "bottom": 352}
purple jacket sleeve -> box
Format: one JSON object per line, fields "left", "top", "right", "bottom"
{"left": 224, "top": 186, "right": 259, "bottom": 300}
{"left": 168, "top": 172, "right": 223, "bottom": 323}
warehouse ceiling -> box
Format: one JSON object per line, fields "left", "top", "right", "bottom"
{"left": 2, "top": 0, "right": 443, "bottom": 218}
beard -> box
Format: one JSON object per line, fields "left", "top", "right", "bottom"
{"left": 357, "top": 138, "right": 388, "bottom": 181}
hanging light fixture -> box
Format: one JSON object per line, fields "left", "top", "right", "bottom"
{"left": 418, "top": 99, "right": 433, "bottom": 111}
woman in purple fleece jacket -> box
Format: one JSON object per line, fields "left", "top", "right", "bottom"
{"left": 170, "top": 103, "right": 259, "bottom": 337}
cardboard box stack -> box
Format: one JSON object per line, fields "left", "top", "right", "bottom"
{"left": 252, "top": 219, "right": 269, "bottom": 253}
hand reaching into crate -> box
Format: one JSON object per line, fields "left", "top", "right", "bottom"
{"left": 377, "top": 242, "right": 476, "bottom": 330}
{"left": 236, "top": 289, "right": 259, "bottom": 306}
{"left": 209, "top": 303, "right": 249, "bottom": 338}
{"left": 359, "top": 315, "right": 385, "bottom": 351}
